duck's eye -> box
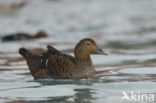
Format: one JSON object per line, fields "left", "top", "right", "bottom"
{"left": 86, "top": 42, "right": 91, "bottom": 46}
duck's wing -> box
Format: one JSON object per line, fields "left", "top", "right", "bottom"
{"left": 45, "top": 54, "right": 77, "bottom": 78}
{"left": 40, "top": 45, "right": 62, "bottom": 68}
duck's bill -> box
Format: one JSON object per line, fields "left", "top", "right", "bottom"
{"left": 98, "top": 48, "right": 109, "bottom": 55}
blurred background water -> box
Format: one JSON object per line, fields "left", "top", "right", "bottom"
{"left": 0, "top": 0, "right": 156, "bottom": 103}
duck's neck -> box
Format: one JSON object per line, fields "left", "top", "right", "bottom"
{"left": 74, "top": 43, "right": 93, "bottom": 65}
{"left": 74, "top": 53, "right": 93, "bottom": 65}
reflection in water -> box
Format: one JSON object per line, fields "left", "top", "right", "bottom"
{"left": 74, "top": 88, "right": 96, "bottom": 103}
{"left": 27, "top": 96, "right": 72, "bottom": 103}
{"left": 35, "top": 79, "right": 94, "bottom": 86}
{"left": 26, "top": 88, "right": 96, "bottom": 103}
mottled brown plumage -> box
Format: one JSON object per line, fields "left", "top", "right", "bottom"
{"left": 19, "top": 38, "right": 109, "bottom": 79}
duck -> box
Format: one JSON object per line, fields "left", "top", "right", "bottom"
{"left": 2, "top": 30, "right": 48, "bottom": 42}
{"left": 19, "top": 38, "right": 109, "bottom": 79}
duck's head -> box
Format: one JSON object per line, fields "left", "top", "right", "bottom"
{"left": 74, "top": 38, "right": 109, "bottom": 59}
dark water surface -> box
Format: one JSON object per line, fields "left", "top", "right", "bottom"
{"left": 0, "top": 0, "right": 156, "bottom": 103}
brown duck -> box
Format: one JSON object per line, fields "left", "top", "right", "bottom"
{"left": 19, "top": 38, "right": 109, "bottom": 79}
{"left": 2, "top": 30, "right": 47, "bottom": 42}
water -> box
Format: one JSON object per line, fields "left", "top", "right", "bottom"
{"left": 0, "top": 0, "right": 156, "bottom": 103}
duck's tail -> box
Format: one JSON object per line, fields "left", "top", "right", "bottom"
{"left": 19, "top": 48, "right": 32, "bottom": 59}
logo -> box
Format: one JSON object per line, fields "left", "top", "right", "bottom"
{"left": 121, "top": 91, "right": 155, "bottom": 102}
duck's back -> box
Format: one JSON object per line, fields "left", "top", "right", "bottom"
{"left": 43, "top": 46, "right": 95, "bottom": 79}
{"left": 44, "top": 54, "right": 95, "bottom": 79}
{"left": 44, "top": 53, "right": 77, "bottom": 79}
